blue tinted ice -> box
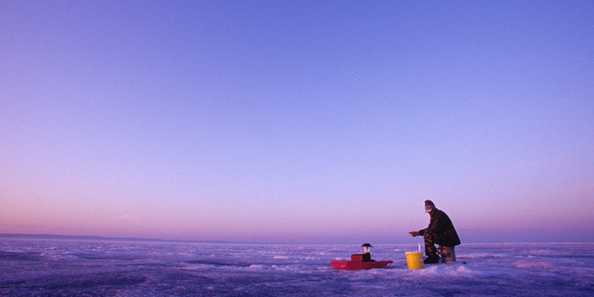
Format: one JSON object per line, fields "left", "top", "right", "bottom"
{"left": 1, "top": 239, "right": 593, "bottom": 296}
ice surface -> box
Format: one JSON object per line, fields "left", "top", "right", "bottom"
{"left": 1, "top": 239, "right": 593, "bottom": 296}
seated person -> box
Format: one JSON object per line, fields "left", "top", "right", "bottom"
{"left": 409, "top": 200, "right": 461, "bottom": 264}
{"left": 351, "top": 243, "right": 374, "bottom": 262}
{"left": 362, "top": 243, "right": 373, "bottom": 261}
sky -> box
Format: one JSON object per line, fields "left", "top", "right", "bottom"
{"left": 1, "top": 1, "right": 593, "bottom": 243}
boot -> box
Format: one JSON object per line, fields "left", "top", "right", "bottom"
{"left": 423, "top": 256, "right": 439, "bottom": 264}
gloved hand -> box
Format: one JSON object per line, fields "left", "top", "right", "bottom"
{"left": 409, "top": 231, "right": 420, "bottom": 237}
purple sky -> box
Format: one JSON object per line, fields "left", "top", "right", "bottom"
{"left": 1, "top": 1, "right": 593, "bottom": 242}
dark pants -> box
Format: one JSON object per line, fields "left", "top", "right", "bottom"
{"left": 424, "top": 233, "right": 457, "bottom": 262}
{"left": 424, "top": 233, "right": 439, "bottom": 259}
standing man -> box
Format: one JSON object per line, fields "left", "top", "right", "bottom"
{"left": 409, "top": 200, "right": 461, "bottom": 264}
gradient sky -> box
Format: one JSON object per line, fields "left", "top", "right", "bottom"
{"left": 1, "top": 1, "right": 593, "bottom": 243}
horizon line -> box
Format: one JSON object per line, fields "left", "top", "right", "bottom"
{"left": 2, "top": 233, "right": 594, "bottom": 245}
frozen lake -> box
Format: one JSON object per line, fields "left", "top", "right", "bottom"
{"left": 1, "top": 238, "right": 593, "bottom": 296}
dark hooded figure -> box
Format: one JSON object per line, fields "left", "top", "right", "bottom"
{"left": 409, "top": 200, "right": 461, "bottom": 264}
{"left": 361, "top": 243, "right": 373, "bottom": 262}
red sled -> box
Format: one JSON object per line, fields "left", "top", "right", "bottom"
{"left": 330, "top": 258, "right": 393, "bottom": 270}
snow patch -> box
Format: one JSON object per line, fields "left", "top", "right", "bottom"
{"left": 248, "top": 264, "right": 264, "bottom": 270}
{"left": 513, "top": 259, "right": 553, "bottom": 269}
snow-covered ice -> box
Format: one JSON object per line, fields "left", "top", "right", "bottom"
{"left": 1, "top": 239, "right": 593, "bottom": 296}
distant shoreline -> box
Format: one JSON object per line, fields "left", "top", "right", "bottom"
{"left": 1, "top": 233, "right": 593, "bottom": 245}
{"left": 0, "top": 233, "right": 230, "bottom": 244}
